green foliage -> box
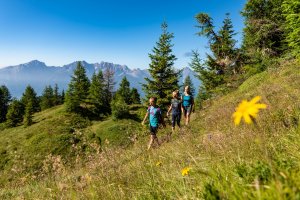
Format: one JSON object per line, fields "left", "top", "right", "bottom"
{"left": 116, "top": 76, "right": 131, "bottom": 104}
{"left": 0, "top": 85, "right": 11, "bottom": 123}
{"left": 111, "top": 96, "right": 130, "bottom": 120}
{"left": 21, "top": 85, "right": 40, "bottom": 112}
{"left": 65, "top": 62, "right": 90, "bottom": 113}
{"left": 87, "top": 71, "right": 107, "bottom": 116}
{"left": 5, "top": 99, "right": 24, "bottom": 127}
{"left": 203, "top": 182, "right": 221, "bottom": 200}
{"left": 23, "top": 101, "right": 34, "bottom": 127}
{"left": 142, "top": 22, "right": 180, "bottom": 111}
{"left": 241, "top": 0, "right": 286, "bottom": 60}
{"left": 194, "top": 13, "right": 241, "bottom": 97}
{"left": 53, "top": 83, "right": 63, "bottom": 106}
{"left": 40, "top": 85, "right": 54, "bottom": 110}
{"left": 282, "top": 0, "right": 300, "bottom": 58}
{"left": 103, "top": 67, "right": 115, "bottom": 112}
{"left": 130, "top": 88, "right": 141, "bottom": 104}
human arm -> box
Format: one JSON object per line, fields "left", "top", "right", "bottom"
{"left": 167, "top": 104, "right": 172, "bottom": 117}
{"left": 142, "top": 112, "right": 149, "bottom": 125}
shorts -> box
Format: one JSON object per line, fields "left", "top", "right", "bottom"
{"left": 183, "top": 105, "right": 192, "bottom": 116}
{"left": 172, "top": 113, "right": 181, "bottom": 127}
{"left": 149, "top": 125, "right": 158, "bottom": 135}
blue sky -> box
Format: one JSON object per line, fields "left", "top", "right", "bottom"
{"left": 0, "top": 0, "right": 246, "bottom": 69}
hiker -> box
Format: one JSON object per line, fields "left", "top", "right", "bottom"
{"left": 142, "top": 97, "right": 164, "bottom": 150}
{"left": 181, "top": 86, "right": 194, "bottom": 125}
{"left": 167, "top": 90, "right": 181, "bottom": 139}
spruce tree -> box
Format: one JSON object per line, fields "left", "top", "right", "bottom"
{"left": 130, "top": 88, "right": 141, "bottom": 104}
{"left": 61, "top": 90, "right": 65, "bottom": 103}
{"left": 195, "top": 13, "right": 240, "bottom": 94}
{"left": 241, "top": 0, "right": 286, "bottom": 60}
{"left": 183, "top": 75, "right": 195, "bottom": 96}
{"left": 103, "top": 67, "right": 115, "bottom": 113}
{"left": 53, "top": 83, "right": 61, "bottom": 105}
{"left": 65, "top": 62, "right": 90, "bottom": 113}
{"left": 116, "top": 76, "right": 131, "bottom": 104}
{"left": 24, "top": 101, "right": 34, "bottom": 127}
{"left": 21, "top": 85, "right": 40, "bottom": 112}
{"left": 6, "top": 99, "right": 24, "bottom": 127}
{"left": 282, "top": 0, "right": 300, "bottom": 58}
{"left": 88, "top": 71, "right": 105, "bottom": 115}
{"left": 40, "top": 85, "right": 54, "bottom": 110}
{"left": 142, "top": 22, "right": 180, "bottom": 111}
{"left": 0, "top": 85, "right": 11, "bottom": 122}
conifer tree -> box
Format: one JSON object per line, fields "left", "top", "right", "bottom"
{"left": 6, "top": 99, "right": 24, "bottom": 127}
{"left": 116, "top": 76, "right": 131, "bottom": 104}
{"left": 195, "top": 13, "right": 240, "bottom": 94}
{"left": 0, "top": 85, "right": 11, "bottom": 123}
{"left": 21, "top": 85, "right": 40, "bottom": 112}
{"left": 53, "top": 83, "right": 61, "bottom": 105}
{"left": 183, "top": 75, "right": 195, "bottom": 96}
{"left": 65, "top": 62, "right": 90, "bottom": 113}
{"left": 103, "top": 67, "right": 115, "bottom": 112}
{"left": 24, "top": 101, "right": 34, "bottom": 127}
{"left": 282, "top": 0, "right": 300, "bottom": 58}
{"left": 142, "top": 22, "right": 180, "bottom": 110}
{"left": 40, "top": 85, "right": 54, "bottom": 110}
{"left": 241, "top": 0, "right": 286, "bottom": 60}
{"left": 130, "top": 88, "right": 141, "bottom": 104}
{"left": 61, "top": 90, "right": 65, "bottom": 103}
{"left": 88, "top": 71, "right": 105, "bottom": 115}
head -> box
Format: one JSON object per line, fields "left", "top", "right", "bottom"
{"left": 184, "top": 86, "right": 190, "bottom": 94}
{"left": 172, "top": 90, "right": 179, "bottom": 98}
{"left": 149, "top": 97, "right": 157, "bottom": 106}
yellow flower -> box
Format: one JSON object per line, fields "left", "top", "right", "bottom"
{"left": 156, "top": 161, "right": 162, "bottom": 166}
{"left": 233, "top": 96, "right": 267, "bottom": 125}
{"left": 181, "top": 167, "right": 191, "bottom": 176}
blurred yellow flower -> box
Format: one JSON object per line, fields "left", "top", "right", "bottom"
{"left": 156, "top": 161, "right": 162, "bottom": 166}
{"left": 181, "top": 167, "right": 191, "bottom": 176}
{"left": 233, "top": 96, "right": 267, "bottom": 125}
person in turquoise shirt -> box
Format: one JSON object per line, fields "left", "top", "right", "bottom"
{"left": 142, "top": 97, "right": 165, "bottom": 150}
{"left": 181, "top": 86, "right": 194, "bottom": 125}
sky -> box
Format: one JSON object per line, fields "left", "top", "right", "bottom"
{"left": 0, "top": 0, "right": 246, "bottom": 69}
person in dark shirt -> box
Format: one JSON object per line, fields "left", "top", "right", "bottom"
{"left": 167, "top": 90, "right": 181, "bottom": 140}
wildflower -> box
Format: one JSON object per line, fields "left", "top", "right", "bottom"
{"left": 181, "top": 167, "right": 191, "bottom": 176}
{"left": 156, "top": 161, "right": 162, "bottom": 166}
{"left": 233, "top": 96, "right": 267, "bottom": 125}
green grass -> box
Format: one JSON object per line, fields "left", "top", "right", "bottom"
{"left": 1, "top": 59, "right": 300, "bottom": 199}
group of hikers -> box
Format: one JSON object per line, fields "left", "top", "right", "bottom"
{"left": 142, "top": 86, "right": 195, "bottom": 150}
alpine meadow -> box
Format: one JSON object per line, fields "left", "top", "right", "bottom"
{"left": 0, "top": 0, "right": 300, "bottom": 199}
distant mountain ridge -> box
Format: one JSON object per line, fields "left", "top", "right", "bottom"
{"left": 0, "top": 60, "right": 201, "bottom": 98}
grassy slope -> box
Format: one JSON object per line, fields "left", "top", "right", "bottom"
{"left": 1, "top": 60, "right": 300, "bottom": 199}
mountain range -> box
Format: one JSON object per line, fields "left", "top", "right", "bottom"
{"left": 0, "top": 60, "right": 201, "bottom": 98}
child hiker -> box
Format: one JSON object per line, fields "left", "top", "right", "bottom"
{"left": 181, "top": 86, "right": 194, "bottom": 126}
{"left": 142, "top": 97, "right": 164, "bottom": 150}
{"left": 167, "top": 90, "right": 181, "bottom": 140}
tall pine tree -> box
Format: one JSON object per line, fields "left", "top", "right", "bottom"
{"left": 282, "top": 0, "right": 300, "bottom": 58}
{"left": 6, "top": 99, "right": 24, "bottom": 127}
{"left": 21, "top": 85, "right": 40, "bottom": 112}
{"left": 53, "top": 83, "right": 61, "bottom": 106}
{"left": 116, "top": 76, "right": 131, "bottom": 104}
{"left": 87, "top": 71, "right": 106, "bottom": 115}
{"left": 130, "top": 88, "right": 141, "bottom": 104}
{"left": 24, "top": 101, "right": 34, "bottom": 127}
{"left": 242, "top": 0, "right": 286, "bottom": 60}
{"left": 103, "top": 67, "right": 115, "bottom": 113}
{"left": 195, "top": 13, "right": 240, "bottom": 95}
{"left": 142, "top": 22, "right": 180, "bottom": 111}
{"left": 0, "top": 85, "right": 11, "bottom": 123}
{"left": 65, "top": 62, "right": 90, "bottom": 113}
{"left": 40, "top": 85, "right": 54, "bottom": 110}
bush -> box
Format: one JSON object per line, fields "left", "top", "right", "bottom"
{"left": 111, "top": 98, "right": 130, "bottom": 120}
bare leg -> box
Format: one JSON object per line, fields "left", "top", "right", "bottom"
{"left": 154, "top": 135, "right": 160, "bottom": 146}
{"left": 147, "top": 135, "right": 154, "bottom": 150}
